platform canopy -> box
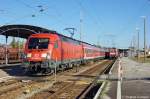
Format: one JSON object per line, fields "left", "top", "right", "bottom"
{"left": 0, "top": 24, "right": 55, "bottom": 39}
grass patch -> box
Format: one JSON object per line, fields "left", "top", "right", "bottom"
{"left": 131, "top": 57, "right": 150, "bottom": 63}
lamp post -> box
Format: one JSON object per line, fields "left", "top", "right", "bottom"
{"left": 136, "top": 28, "right": 140, "bottom": 61}
{"left": 78, "top": 11, "right": 83, "bottom": 72}
{"left": 141, "top": 16, "right": 146, "bottom": 62}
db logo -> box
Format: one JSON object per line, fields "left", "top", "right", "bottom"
{"left": 34, "top": 54, "right": 39, "bottom": 58}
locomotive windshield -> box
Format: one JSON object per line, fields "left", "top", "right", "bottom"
{"left": 28, "top": 38, "right": 49, "bottom": 49}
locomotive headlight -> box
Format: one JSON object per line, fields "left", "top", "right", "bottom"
{"left": 41, "top": 53, "right": 47, "bottom": 58}
{"left": 41, "top": 53, "right": 51, "bottom": 59}
{"left": 27, "top": 53, "right": 31, "bottom": 58}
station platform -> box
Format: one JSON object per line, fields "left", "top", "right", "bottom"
{"left": 101, "top": 57, "right": 150, "bottom": 99}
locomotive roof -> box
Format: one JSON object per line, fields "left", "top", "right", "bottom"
{"left": 51, "top": 32, "right": 97, "bottom": 47}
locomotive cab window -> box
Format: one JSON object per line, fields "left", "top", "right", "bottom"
{"left": 28, "top": 38, "right": 49, "bottom": 49}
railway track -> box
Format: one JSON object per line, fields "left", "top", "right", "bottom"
{"left": 0, "top": 60, "right": 100, "bottom": 98}
{"left": 78, "top": 60, "right": 115, "bottom": 99}
{"left": 0, "top": 72, "right": 65, "bottom": 99}
{"left": 0, "top": 62, "right": 83, "bottom": 97}
{"left": 29, "top": 59, "right": 115, "bottom": 99}
{"left": 0, "top": 59, "right": 115, "bottom": 99}
{"left": 0, "top": 78, "right": 41, "bottom": 98}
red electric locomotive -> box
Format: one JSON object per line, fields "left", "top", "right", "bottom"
{"left": 23, "top": 32, "right": 105, "bottom": 74}
{"left": 105, "top": 48, "right": 118, "bottom": 59}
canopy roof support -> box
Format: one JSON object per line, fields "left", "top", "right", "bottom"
{"left": 5, "top": 36, "right": 8, "bottom": 65}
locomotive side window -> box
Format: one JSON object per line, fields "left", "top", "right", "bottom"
{"left": 28, "top": 38, "right": 49, "bottom": 49}
{"left": 54, "top": 41, "right": 58, "bottom": 48}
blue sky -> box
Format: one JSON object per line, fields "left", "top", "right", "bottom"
{"left": 0, "top": 0, "right": 150, "bottom": 49}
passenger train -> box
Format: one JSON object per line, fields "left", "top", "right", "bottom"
{"left": 23, "top": 31, "right": 118, "bottom": 74}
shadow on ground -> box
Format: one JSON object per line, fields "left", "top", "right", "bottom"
{"left": 0, "top": 65, "right": 26, "bottom": 76}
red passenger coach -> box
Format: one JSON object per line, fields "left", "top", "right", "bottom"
{"left": 23, "top": 31, "right": 105, "bottom": 74}
{"left": 83, "top": 43, "right": 105, "bottom": 61}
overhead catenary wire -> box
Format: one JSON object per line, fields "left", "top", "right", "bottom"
{"left": 15, "top": 0, "right": 69, "bottom": 28}
{"left": 74, "top": 0, "right": 106, "bottom": 46}
{"left": 75, "top": 0, "right": 102, "bottom": 29}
